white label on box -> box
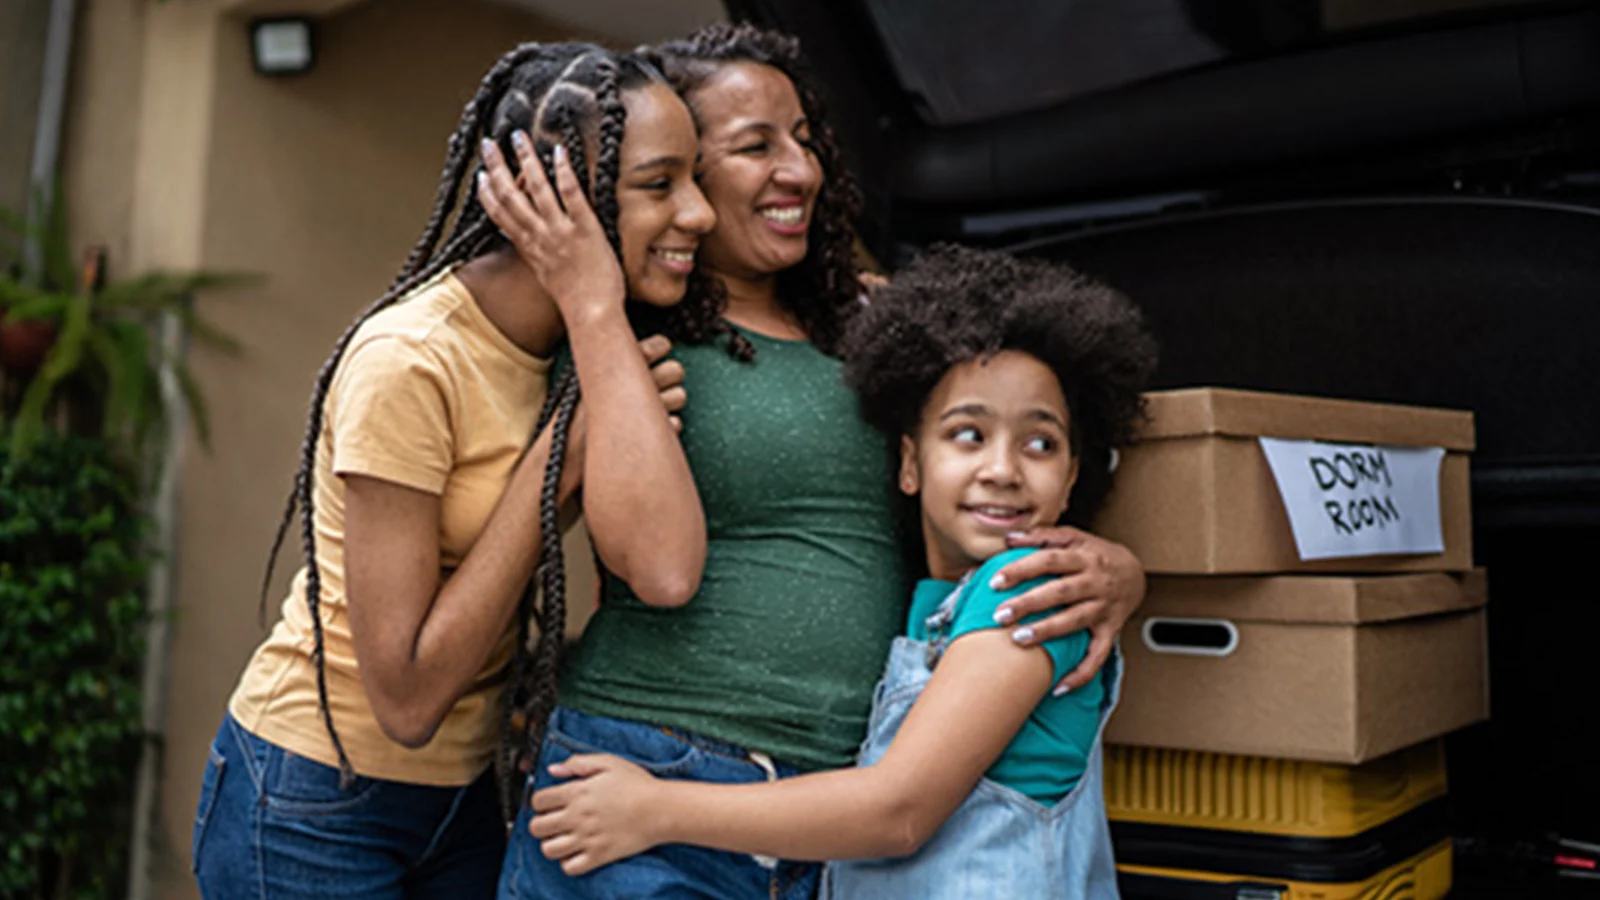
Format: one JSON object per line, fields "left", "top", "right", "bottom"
{"left": 1258, "top": 438, "right": 1446, "bottom": 561}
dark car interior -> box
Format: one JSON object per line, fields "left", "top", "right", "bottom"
{"left": 727, "top": 0, "right": 1600, "bottom": 894}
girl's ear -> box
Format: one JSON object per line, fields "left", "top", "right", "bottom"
{"left": 898, "top": 435, "right": 920, "bottom": 496}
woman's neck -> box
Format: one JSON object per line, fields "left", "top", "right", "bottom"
{"left": 716, "top": 268, "right": 805, "bottom": 340}
{"left": 456, "top": 249, "right": 565, "bottom": 358}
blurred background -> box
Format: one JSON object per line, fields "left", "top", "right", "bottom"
{"left": 3, "top": 1, "right": 1597, "bottom": 898}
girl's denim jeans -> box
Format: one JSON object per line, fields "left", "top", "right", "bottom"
{"left": 192, "top": 713, "right": 504, "bottom": 899}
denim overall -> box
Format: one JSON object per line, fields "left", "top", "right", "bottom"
{"left": 822, "top": 580, "right": 1123, "bottom": 899}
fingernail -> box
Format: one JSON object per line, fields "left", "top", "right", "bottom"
{"left": 1006, "top": 531, "right": 1027, "bottom": 540}
{"left": 992, "top": 606, "right": 1015, "bottom": 625}
{"left": 553, "top": 143, "right": 566, "bottom": 165}
{"left": 511, "top": 129, "right": 528, "bottom": 150}
{"left": 989, "top": 574, "right": 1007, "bottom": 590}
{"left": 475, "top": 170, "right": 486, "bottom": 191}
{"left": 1011, "top": 626, "right": 1035, "bottom": 645}
{"left": 480, "top": 137, "right": 494, "bottom": 160}
{"left": 1052, "top": 683, "right": 1072, "bottom": 697}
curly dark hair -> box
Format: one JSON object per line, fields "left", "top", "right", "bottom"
{"left": 841, "top": 244, "right": 1159, "bottom": 524}
{"left": 645, "top": 22, "right": 865, "bottom": 359}
{"left": 255, "top": 42, "right": 719, "bottom": 819}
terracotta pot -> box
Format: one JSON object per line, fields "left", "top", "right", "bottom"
{"left": 0, "top": 318, "right": 59, "bottom": 378}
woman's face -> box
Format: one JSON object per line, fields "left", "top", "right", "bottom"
{"left": 687, "top": 62, "right": 823, "bottom": 282}
{"left": 614, "top": 81, "right": 718, "bottom": 308}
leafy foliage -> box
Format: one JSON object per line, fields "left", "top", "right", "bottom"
{"left": 0, "top": 184, "right": 255, "bottom": 464}
{"left": 0, "top": 429, "right": 149, "bottom": 899}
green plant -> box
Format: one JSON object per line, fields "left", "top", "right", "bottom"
{"left": 0, "top": 428, "right": 149, "bottom": 900}
{"left": 0, "top": 184, "right": 254, "bottom": 463}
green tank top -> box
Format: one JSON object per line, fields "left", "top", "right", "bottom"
{"left": 560, "top": 325, "right": 912, "bottom": 770}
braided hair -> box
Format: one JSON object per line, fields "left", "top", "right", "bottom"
{"left": 256, "top": 44, "right": 719, "bottom": 814}
{"left": 646, "top": 23, "right": 865, "bottom": 359}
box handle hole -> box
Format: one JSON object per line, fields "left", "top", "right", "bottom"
{"left": 1142, "top": 618, "right": 1239, "bottom": 657}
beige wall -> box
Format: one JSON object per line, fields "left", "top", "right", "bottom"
{"left": 63, "top": 0, "right": 601, "bottom": 895}
{"left": 61, "top": 0, "right": 145, "bottom": 269}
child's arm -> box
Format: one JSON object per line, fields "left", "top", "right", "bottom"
{"left": 530, "top": 628, "right": 1055, "bottom": 875}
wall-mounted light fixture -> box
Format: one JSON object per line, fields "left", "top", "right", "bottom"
{"left": 250, "top": 17, "right": 316, "bottom": 76}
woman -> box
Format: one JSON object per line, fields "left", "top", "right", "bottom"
{"left": 486, "top": 24, "right": 1146, "bottom": 900}
{"left": 192, "top": 44, "right": 717, "bottom": 899}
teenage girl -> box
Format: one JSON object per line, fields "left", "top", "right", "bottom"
{"left": 193, "top": 44, "right": 716, "bottom": 899}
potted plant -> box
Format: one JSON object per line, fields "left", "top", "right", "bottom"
{"left": 0, "top": 185, "right": 254, "bottom": 464}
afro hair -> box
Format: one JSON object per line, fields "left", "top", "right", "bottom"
{"left": 841, "top": 244, "right": 1159, "bottom": 525}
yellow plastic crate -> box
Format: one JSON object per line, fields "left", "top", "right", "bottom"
{"left": 1104, "top": 740, "right": 1448, "bottom": 839}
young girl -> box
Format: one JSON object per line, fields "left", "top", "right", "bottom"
{"left": 522, "top": 244, "right": 1158, "bottom": 899}
{"left": 192, "top": 44, "right": 717, "bottom": 898}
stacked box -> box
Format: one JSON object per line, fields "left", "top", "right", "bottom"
{"left": 1096, "top": 387, "right": 1475, "bottom": 577}
{"left": 1094, "top": 388, "right": 1487, "bottom": 899}
{"left": 1107, "top": 570, "right": 1487, "bottom": 763}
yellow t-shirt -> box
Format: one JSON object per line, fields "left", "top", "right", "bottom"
{"left": 229, "top": 270, "right": 552, "bottom": 786}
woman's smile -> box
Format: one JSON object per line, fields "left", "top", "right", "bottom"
{"left": 756, "top": 195, "right": 808, "bottom": 236}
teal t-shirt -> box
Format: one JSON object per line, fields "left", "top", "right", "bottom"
{"left": 906, "top": 548, "right": 1104, "bottom": 803}
{"left": 560, "top": 325, "right": 912, "bottom": 771}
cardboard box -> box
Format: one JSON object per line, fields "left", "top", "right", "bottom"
{"left": 1096, "top": 388, "right": 1475, "bottom": 574}
{"left": 1106, "top": 570, "right": 1489, "bottom": 763}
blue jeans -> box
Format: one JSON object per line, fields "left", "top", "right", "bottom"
{"left": 498, "top": 707, "right": 821, "bottom": 899}
{"left": 192, "top": 714, "right": 505, "bottom": 899}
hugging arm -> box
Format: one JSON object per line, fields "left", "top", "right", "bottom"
{"left": 528, "top": 630, "right": 1054, "bottom": 874}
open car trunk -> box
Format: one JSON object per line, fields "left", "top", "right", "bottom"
{"left": 726, "top": 0, "right": 1600, "bottom": 893}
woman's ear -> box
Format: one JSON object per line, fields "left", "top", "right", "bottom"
{"left": 899, "top": 435, "right": 920, "bottom": 496}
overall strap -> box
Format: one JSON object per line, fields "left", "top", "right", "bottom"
{"left": 920, "top": 571, "right": 977, "bottom": 669}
